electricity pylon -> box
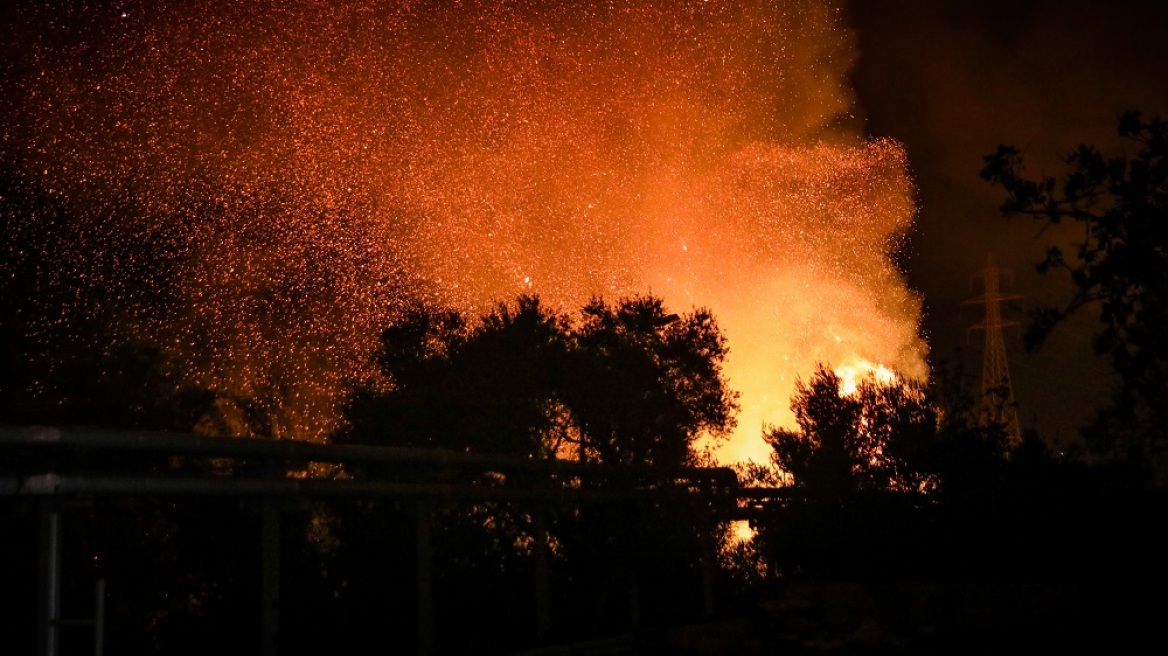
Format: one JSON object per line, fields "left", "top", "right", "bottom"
{"left": 963, "top": 252, "right": 1025, "bottom": 443}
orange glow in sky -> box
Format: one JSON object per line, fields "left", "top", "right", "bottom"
{"left": 6, "top": 0, "right": 927, "bottom": 461}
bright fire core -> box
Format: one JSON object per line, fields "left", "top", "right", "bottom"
{"left": 3, "top": 0, "right": 928, "bottom": 463}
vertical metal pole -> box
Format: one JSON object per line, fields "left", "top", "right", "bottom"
{"left": 701, "top": 525, "right": 717, "bottom": 618}
{"left": 534, "top": 507, "right": 550, "bottom": 641}
{"left": 37, "top": 499, "right": 61, "bottom": 656}
{"left": 94, "top": 579, "right": 105, "bottom": 656}
{"left": 416, "top": 501, "right": 434, "bottom": 656}
{"left": 261, "top": 497, "right": 280, "bottom": 656}
{"left": 627, "top": 572, "right": 640, "bottom": 630}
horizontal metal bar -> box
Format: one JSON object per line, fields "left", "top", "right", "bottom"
{"left": 0, "top": 426, "right": 739, "bottom": 486}
{"left": 1, "top": 473, "right": 745, "bottom": 504}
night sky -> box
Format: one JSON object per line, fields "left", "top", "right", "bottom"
{"left": 847, "top": 0, "right": 1168, "bottom": 446}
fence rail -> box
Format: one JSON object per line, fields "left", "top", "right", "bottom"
{"left": 1, "top": 425, "right": 789, "bottom": 656}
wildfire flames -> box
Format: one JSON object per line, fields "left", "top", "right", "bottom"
{"left": 2, "top": 0, "right": 927, "bottom": 463}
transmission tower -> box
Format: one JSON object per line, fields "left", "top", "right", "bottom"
{"left": 963, "top": 252, "right": 1025, "bottom": 443}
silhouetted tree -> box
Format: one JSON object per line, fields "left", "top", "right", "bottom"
{"left": 0, "top": 165, "right": 310, "bottom": 655}
{"left": 764, "top": 365, "right": 938, "bottom": 496}
{"left": 753, "top": 366, "right": 929, "bottom": 580}
{"left": 342, "top": 293, "right": 737, "bottom": 466}
{"left": 343, "top": 294, "right": 569, "bottom": 457}
{"left": 563, "top": 295, "right": 737, "bottom": 467}
{"left": 335, "top": 293, "right": 739, "bottom": 647}
{"left": 982, "top": 111, "right": 1168, "bottom": 481}
{"left": 750, "top": 363, "right": 1034, "bottom": 581}
{"left": 0, "top": 164, "right": 223, "bottom": 432}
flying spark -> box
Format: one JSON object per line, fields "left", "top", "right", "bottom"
{"left": 1, "top": 0, "right": 927, "bottom": 461}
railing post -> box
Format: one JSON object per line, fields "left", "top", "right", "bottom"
{"left": 534, "top": 505, "right": 550, "bottom": 641}
{"left": 701, "top": 520, "right": 717, "bottom": 618}
{"left": 261, "top": 497, "right": 280, "bottom": 656}
{"left": 94, "top": 578, "right": 105, "bottom": 656}
{"left": 37, "top": 499, "right": 61, "bottom": 656}
{"left": 416, "top": 500, "right": 434, "bottom": 656}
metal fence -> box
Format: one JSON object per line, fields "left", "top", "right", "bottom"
{"left": 1, "top": 426, "right": 785, "bottom": 656}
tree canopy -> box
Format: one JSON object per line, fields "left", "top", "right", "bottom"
{"left": 340, "top": 293, "right": 739, "bottom": 468}
{"left": 763, "top": 365, "right": 942, "bottom": 497}
{"left": 981, "top": 111, "right": 1168, "bottom": 479}
{"left": 333, "top": 294, "right": 740, "bottom": 641}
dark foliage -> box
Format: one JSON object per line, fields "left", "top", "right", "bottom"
{"left": 0, "top": 166, "right": 223, "bottom": 433}
{"left": 763, "top": 365, "right": 947, "bottom": 497}
{"left": 564, "top": 296, "right": 737, "bottom": 466}
{"left": 982, "top": 111, "right": 1168, "bottom": 481}
{"left": 328, "top": 293, "right": 739, "bottom": 650}
{"left": 343, "top": 296, "right": 563, "bottom": 457}
{"left": 340, "top": 293, "right": 737, "bottom": 467}
{"left": 749, "top": 363, "right": 1106, "bottom": 584}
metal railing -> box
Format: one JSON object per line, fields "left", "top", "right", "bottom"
{"left": 2, "top": 425, "right": 787, "bottom": 656}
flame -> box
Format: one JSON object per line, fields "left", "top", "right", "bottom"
{"left": 834, "top": 359, "right": 901, "bottom": 397}
{"left": 3, "top": 1, "right": 928, "bottom": 457}
{"left": 729, "top": 520, "right": 756, "bottom": 544}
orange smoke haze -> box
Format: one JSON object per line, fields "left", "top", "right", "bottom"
{"left": 4, "top": 0, "right": 927, "bottom": 462}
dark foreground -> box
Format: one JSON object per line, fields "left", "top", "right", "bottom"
{"left": 514, "top": 580, "right": 1155, "bottom": 656}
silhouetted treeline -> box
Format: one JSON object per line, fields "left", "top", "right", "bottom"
{"left": 4, "top": 144, "right": 1168, "bottom": 652}
{"left": 745, "top": 363, "right": 1165, "bottom": 585}
{"left": 319, "top": 294, "right": 740, "bottom": 652}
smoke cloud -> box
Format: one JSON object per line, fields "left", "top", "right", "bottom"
{"left": 2, "top": 0, "right": 926, "bottom": 461}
